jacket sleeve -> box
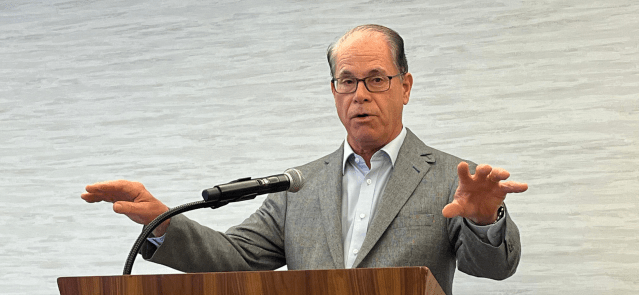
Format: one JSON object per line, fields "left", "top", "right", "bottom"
{"left": 446, "top": 173, "right": 522, "bottom": 280}
{"left": 140, "top": 190, "right": 288, "bottom": 273}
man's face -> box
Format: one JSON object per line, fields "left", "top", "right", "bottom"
{"left": 332, "top": 31, "right": 413, "bottom": 153}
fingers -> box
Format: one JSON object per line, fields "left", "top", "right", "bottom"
{"left": 473, "top": 164, "right": 512, "bottom": 183}
{"left": 85, "top": 180, "right": 117, "bottom": 193}
{"left": 442, "top": 201, "right": 464, "bottom": 218}
{"left": 500, "top": 181, "right": 528, "bottom": 193}
{"left": 85, "top": 180, "right": 138, "bottom": 194}
{"left": 81, "top": 192, "right": 111, "bottom": 203}
{"left": 457, "top": 162, "right": 473, "bottom": 183}
{"left": 474, "top": 164, "right": 492, "bottom": 180}
{"left": 488, "top": 167, "right": 510, "bottom": 182}
{"left": 81, "top": 191, "right": 130, "bottom": 203}
{"left": 82, "top": 180, "right": 144, "bottom": 203}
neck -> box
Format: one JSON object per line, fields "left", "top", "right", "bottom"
{"left": 348, "top": 144, "right": 379, "bottom": 168}
{"left": 346, "top": 127, "right": 404, "bottom": 168}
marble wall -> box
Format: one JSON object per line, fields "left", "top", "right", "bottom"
{"left": 1, "top": 0, "right": 637, "bottom": 294}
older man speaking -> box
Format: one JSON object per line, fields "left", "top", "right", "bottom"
{"left": 82, "top": 24, "right": 528, "bottom": 295}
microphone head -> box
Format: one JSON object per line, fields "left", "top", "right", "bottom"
{"left": 284, "top": 168, "right": 304, "bottom": 192}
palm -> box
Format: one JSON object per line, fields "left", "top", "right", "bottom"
{"left": 442, "top": 162, "right": 528, "bottom": 225}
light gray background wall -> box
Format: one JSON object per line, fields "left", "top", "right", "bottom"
{"left": 1, "top": 0, "right": 637, "bottom": 294}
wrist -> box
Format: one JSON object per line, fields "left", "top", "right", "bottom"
{"left": 152, "top": 219, "right": 171, "bottom": 237}
{"left": 469, "top": 204, "right": 505, "bottom": 226}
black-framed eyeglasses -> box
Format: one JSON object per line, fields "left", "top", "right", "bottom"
{"left": 331, "top": 72, "right": 405, "bottom": 94}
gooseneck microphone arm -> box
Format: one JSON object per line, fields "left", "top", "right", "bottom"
{"left": 123, "top": 200, "right": 213, "bottom": 275}
{"left": 122, "top": 169, "right": 304, "bottom": 275}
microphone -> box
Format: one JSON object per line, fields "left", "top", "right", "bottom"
{"left": 201, "top": 168, "right": 304, "bottom": 203}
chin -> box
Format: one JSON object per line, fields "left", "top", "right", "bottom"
{"left": 349, "top": 131, "right": 385, "bottom": 147}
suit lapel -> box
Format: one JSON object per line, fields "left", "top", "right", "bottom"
{"left": 352, "top": 129, "right": 434, "bottom": 267}
{"left": 316, "top": 144, "right": 346, "bottom": 268}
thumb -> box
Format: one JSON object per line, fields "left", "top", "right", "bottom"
{"left": 442, "top": 202, "right": 464, "bottom": 219}
{"left": 113, "top": 201, "right": 144, "bottom": 215}
{"left": 113, "top": 201, "right": 153, "bottom": 225}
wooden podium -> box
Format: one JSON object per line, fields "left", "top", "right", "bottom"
{"left": 58, "top": 267, "right": 445, "bottom": 295}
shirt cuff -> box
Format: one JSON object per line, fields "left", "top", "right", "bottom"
{"left": 147, "top": 234, "right": 166, "bottom": 247}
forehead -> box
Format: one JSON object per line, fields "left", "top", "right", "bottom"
{"left": 334, "top": 31, "right": 395, "bottom": 77}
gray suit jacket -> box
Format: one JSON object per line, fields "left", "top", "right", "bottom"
{"left": 143, "top": 129, "right": 521, "bottom": 295}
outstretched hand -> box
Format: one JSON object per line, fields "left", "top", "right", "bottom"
{"left": 81, "top": 180, "right": 170, "bottom": 236}
{"left": 442, "top": 162, "right": 528, "bottom": 225}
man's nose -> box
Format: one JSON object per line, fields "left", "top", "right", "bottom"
{"left": 353, "top": 80, "right": 371, "bottom": 103}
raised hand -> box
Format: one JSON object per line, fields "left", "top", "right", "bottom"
{"left": 81, "top": 180, "right": 170, "bottom": 236}
{"left": 442, "top": 162, "right": 528, "bottom": 225}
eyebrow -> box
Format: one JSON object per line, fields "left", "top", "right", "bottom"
{"left": 336, "top": 70, "right": 353, "bottom": 78}
{"left": 336, "top": 68, "right": 387, "bottom": 78}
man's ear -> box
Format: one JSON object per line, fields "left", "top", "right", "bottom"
{"left": 402, "top": 72, "right": 413, "bottom": 105}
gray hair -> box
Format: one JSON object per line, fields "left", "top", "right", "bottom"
{"left": 326, "top": 24, "right": 408, "bottom": 78}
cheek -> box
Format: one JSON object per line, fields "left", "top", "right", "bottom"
{"left": 384, "top": 98, "right": 405, "bottom": 121}
{"left": 334, "top": 99, "right": 349, "bottom": 121}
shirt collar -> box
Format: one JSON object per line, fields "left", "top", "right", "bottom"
{"left": 342, "top": 126, "right": 407, "bottom": 174}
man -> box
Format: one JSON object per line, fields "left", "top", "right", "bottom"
{"left": 82, "top": 24, "right": 527, "bottom": 295}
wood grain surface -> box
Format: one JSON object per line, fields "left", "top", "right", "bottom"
{"left": 58, "top": 267, "right": 444, "bottom": 295}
